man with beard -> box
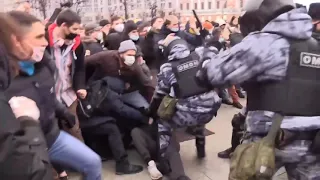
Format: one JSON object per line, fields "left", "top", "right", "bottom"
{"left": 46, "top": 9, "right": 87, "bottom": 142}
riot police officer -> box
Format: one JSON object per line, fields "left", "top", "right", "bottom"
{"left": 197, "top": 0, "right": 320, "bottom": 179}
{"left": 148, "top": 36, "right": 221, "bottom": 180}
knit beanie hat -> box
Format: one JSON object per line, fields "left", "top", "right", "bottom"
{"left": 118, "top": 40, "right": 137, "bottom": 53}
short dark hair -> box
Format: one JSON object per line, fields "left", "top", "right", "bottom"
{"left": 99, "top": 19, "right": 110, "bottom": 27}
{"left": 56, "top": 9, "right": 81, "bottom": 27}
{"left": 309, "top": 3, "right": 320, "bottom": 20}
{"left": 111, "top": 16, "right": 122, "bottom": 24}
{"left": 8, "top": 11, "right": 40, "bottom": 27}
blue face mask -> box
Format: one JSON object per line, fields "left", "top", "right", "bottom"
{"left": 129, "top": 34, "right": 139, "bottom": 41}
{"left": 19, "top": 61, "right": 35, "bottom": 76}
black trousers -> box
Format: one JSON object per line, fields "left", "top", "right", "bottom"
{"left": 83, "top": 122, "right": 128, "bottom": 163}
{"left": 131, "top": 126, "right": 186, "bottom": 180}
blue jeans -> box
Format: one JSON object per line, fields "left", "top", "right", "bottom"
{"left": 48, "top": 131, "right": 102, "bottom": 180}
{"left": 121, "top": 90, "right": 149, "bottom": 109}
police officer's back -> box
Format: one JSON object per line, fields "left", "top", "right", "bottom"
{"left": 197, "top": 0, "right": 320, "bottom": 179}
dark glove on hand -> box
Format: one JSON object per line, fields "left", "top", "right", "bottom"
{"left": 62, "top": 112, "right": 76, "bottom": 129}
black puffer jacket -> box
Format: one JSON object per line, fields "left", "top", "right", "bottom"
{"left": 82, "top": 36, "right": 104, "bottom": 56}
{"left": 0, "top": 45, "right": 53, "bottom": 180}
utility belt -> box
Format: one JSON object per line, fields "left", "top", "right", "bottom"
{"left": 252, "top": 129, "right": 320, "bottom": 153}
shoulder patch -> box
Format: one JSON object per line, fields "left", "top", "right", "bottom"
{"left": 300, "top": 52, "right": 320, "bottom": 68}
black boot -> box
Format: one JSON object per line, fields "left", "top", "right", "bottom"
{"left": 115, "top": 160, "right": 143, "bottom": 175}
{"left": 232, "top": 102, "right": 243, "bottom": 109}
{"left": 217, "top": 147, "right": 233, "bottom": 159}
{"left": 222, "top": 98, "right": 233, "bottom": 105}
{"left": 196, "top": 137, "right": 206, "bottom": 158}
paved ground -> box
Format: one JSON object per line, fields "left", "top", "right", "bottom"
{"left": 70, "top": 99, "right": 288, "bottom": 180}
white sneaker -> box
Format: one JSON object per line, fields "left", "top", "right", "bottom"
{"left": 148, "top": 160, "right": 163, "bottom": 180}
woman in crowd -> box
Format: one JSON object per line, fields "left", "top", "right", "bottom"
{"left": 0, "top": 12, "right": 53, "bottom": 180}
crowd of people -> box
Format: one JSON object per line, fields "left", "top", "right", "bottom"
{"left": 0, "top": 0, "right": 319, "bottom": 180}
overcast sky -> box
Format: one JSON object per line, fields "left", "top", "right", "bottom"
{"left": 294, "top": 0, "right": 318, "bottom": 9}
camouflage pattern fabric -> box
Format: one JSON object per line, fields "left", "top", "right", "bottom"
{"left": 155, "top": 44, "right": 222, "bottom": 156}
{"left": 243, "top": 134, "right": 320, "bottom": 180}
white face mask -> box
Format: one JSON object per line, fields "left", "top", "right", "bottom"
{"left": 31, "top": 46, "right": 46, "bottom": 62}
{"left": 114, "top": 24, "right": 124, "bottom": 33}
{"left": 129, "top": 34, "right": 139, "bottom": 41}
{"left": 96, "top": 32, "right": 103, "bottom": 41}
{"left": 170, "top": 27, "right": 179, "bottom": 32}
{"left": 123, "top": 55, "right": 135, "bottom": 66}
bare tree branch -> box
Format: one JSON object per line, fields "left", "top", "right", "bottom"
{"left": 59, "top": 0, "right": 88, "bottom": 15}
{"left": 29, "top": 0, "right": 49, "bottom": 19}
{"left": 145, "top": 0, "right": 157, "bottom": 18}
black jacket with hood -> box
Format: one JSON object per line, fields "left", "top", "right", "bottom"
{"left": 0, "top": 45, "right": 53, "bottom": 180}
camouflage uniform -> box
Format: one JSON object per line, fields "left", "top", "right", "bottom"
{"left": 199, "top": 8, "right": 320, "bottom": 179}
{"left": 155, "top": 44, "right": 222, "bottom": 155}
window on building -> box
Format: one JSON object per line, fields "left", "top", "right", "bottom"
{"left": 194, "top": 3, "right": 197, "bottom": 9}
{"left": 224, "top": 1, "right": 227, "bottom": 8}
{"left": 169, "top": 2, "right": 172, "bottom": 8}
{"left": 240, "top": 0, "right": 244, "bottom": 7}
{"left": 108, "top": 0, "right": 111, "bottom": 5}
{"left": 114, "top": 0, "right": 116, "bottom": 4}
{"left": 201, "top": 2, "right": 204, "bottom": 9}
{"left": 94, "top": 0, "right": 97, "bottom": 3}
{"left": 187, "top": 3, "right": 189, "bottom": 10}
{"left": 216, "top": 1, "right": 220, "bottom": 8}
{"left": 161, "top": 3, "right": 165, "bottom": 8}
{"left": 208, "top": 2, "right": 211, "bottom": 9}
{"left": 131, "top": 14, "right": 134, "bottom": 18}
{"left": 180, "top": 3, "right": 183, "bottom": 10}
{"left": 120, "top": 5, "right": 123, "bottom": 10}
{"left": 131, "top": 5, "right": 134, "bottom": 10}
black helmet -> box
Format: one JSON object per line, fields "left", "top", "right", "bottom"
{"left": 239, "top": 0, "right": 295, "bottom": 36}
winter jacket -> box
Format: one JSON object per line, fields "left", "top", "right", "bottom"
{"left": 200, "top": 8, "right": 320, "bottom": 134}
{"left": 0, "top": 45, "right": 53, "bottom": 180}
{"left": 5, "top": 53, "right": 73, "bottom": 148}
{"left": 85, "top": 50, "right": 154, "bottom": 100}
{"left": 105, "top": 32, "right": 122, "bottom": 50}
{"left": 82, "top": 36, "right": 104, "bottom": 56}
{"left": 45, "top": 23, "right": 86, "bottom": 92}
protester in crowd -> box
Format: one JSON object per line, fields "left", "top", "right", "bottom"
{"left": 82, "top": 23, "right": 104, "bottom": 56}
{"left": 105, "top": 16, "right": 124, "bottom": 50}
{"left": 121, "top": 21, "right": 154, "bottom": 99}
{"left": 7, "top": 11, "right": 102, "bottom": 180}
{"left": 138, "top": 21, "right": 151, "bottom": 37}
{"left": 140, "top": 17, "right": 164, "bottom": 86}
{"left": 131, "top": 120, "right": 190, "bottom": 180}
{"left": 85, "top": 40, "right": 152, "bottom": 144}
{"left": 99, "top": 19, "right": 111, "bottom": 36}
{"left": 0, "top": 12, "right": 54, "bottom": 180}
{"left": 45, "top": 9, "right": 86, "bottom": 141}
{"left": 153, "top": 15, "right": 203, "bottom": 70}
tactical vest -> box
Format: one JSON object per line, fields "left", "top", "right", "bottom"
{"left": 245, "top": 38, "right": 320, "bottom": 116}
{"left": 171, "top": 52, "right": 210, "bottom": 99}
